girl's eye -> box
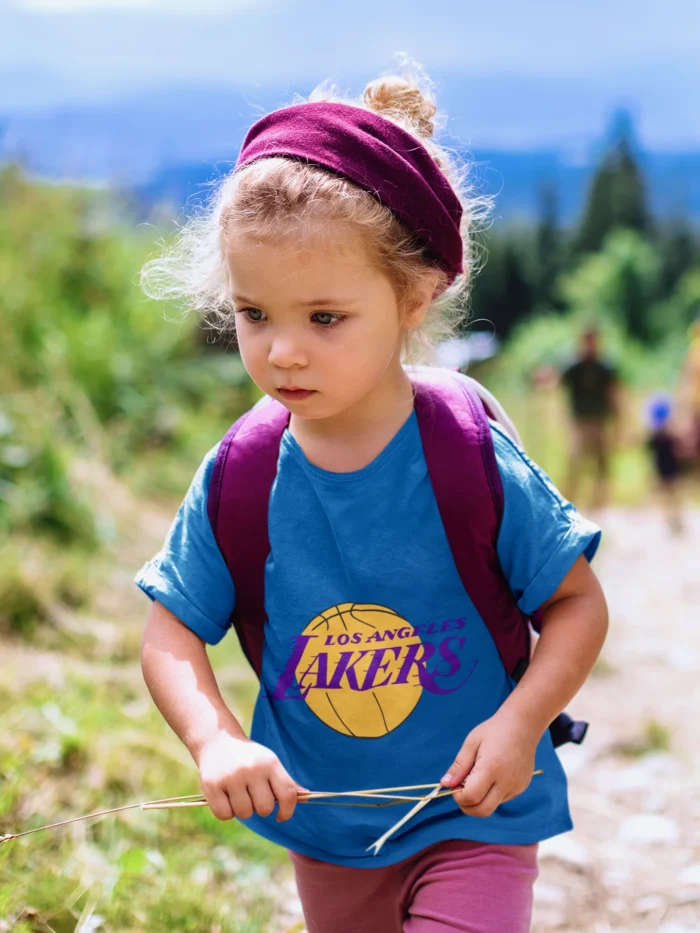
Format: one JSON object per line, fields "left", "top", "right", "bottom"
{"left": 311, "top": 312, "right": 344, "bottom": 328}
{"left": 241, "top": 307, "right": 266, "bottom": 323}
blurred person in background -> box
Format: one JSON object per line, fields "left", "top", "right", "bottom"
{"left": 560, "top": 326, "right": 621, "bottom": 509}
{"left": 646, "top": 394, "right": 685, "bottom": 534}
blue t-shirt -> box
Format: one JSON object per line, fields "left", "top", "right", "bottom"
{"left": 135, "top": 401, "right": 600, "bottom": 868}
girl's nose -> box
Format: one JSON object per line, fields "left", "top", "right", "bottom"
{"left": 268, "top": 333, "right": 308, "bottom": 369}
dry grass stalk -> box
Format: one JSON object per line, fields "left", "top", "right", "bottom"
{"left": 367, "top": 768, "right": 545, "bottom": 855}
{"left": 367, "top": 782, "right": 444, "bottom": 855}
{"left": 1, "top": 772, "right": 543, "bottom": 844}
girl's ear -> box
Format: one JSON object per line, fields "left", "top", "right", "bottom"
{"left": 403, "top": 271, "right": 441, "bottom": 330}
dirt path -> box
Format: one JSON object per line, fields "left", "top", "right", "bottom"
{"left": 529, "top": 505, "right": 700, "bottom": 933}
{"left": 274, "top": 505, "right": 700, "bottom": 933}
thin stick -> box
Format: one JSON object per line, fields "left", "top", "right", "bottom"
{"left": 302, "top": 791, "right": 456, "bottom": 803}
{"left": 300, "top": 773, "right": 542, "bottom": 801}
{"left": 142, "top": 791, "right": 460, "bottom": 811}
{"left": 1, "top": 772, "right": 544, "bottom": 843}
{"left": 0, "top": 794, "right": 208, "bottom": 843}
{"left": 367, "top": 783, "right": 444, "bottom": 856}
{"left": 141, "top": 800, "right": 208, "bottom": 810}
{"left": 298, "top": 789, "right": 444, "bottom": 802}
{"left": 299, "top": 783, "right": 450, "bottom": 799}
{"left": 0, "top": 802, "right": 144, "bottom": 843}
{"left": 143, "top": 795, "right": 424, "bottom": 810}
{"left": 0, "top": 790, "right": 430, "bottom": 839}
{"left": 365, "top": 769, "right": 545, "bottom": 856}
{"left": 299, "top": 797, "right": 417, "bottom": 807}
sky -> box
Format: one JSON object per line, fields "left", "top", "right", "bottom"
{"left": 1, "top": 0, "right": 698, "bottom": 149}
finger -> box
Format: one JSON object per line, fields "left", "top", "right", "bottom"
{"left": 270, "top": 771, "right": 301, "bottom": 822}
{"left": 248, "top": 779, "right": 277, "bottom": 819}
{"left": 458, "top": 782, "right": 504, "bottom": 818}
{"left": 453, "top": 767, "right": 494, "bottom": 809}
{"left": 204, "top": 786, "right": 235, "bottom": 821}
{"left": 227, "top": 784, "right": 255, "bottom": 820}
{"left": 441, "top": 734, "right": 480, "bottom": 787}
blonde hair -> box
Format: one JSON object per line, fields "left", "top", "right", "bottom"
{"left": 140, "top": 60, "right": 490, "bottom": 362}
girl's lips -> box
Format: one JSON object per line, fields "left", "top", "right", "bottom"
{"left": 278, "top": 388, "right": 316, "bottom": 401}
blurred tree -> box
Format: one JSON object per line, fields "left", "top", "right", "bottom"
{"left": 575, "top": 110, "right": 652, "bottom": 254}
{"left": 0, "top": 165, "right": 250, "bottom": 477}
{"left": 468, "top": 232, "right": 535, "bottom": 337}
{"left": 664, "top": 268, "right": 700, "bottom": 329}
{"left": 560, "top": 229, "right": 663, "bottom": 344}
{"left": 658, "top": 219, "right": 698, "bottom": 298}
{"left": 533, "top": 181, "right": 564, "bottom": 309}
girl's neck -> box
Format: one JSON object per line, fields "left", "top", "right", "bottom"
{"left": 289, "top": 360, "right": 415, "bottom": 473}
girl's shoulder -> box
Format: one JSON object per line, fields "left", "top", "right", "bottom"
{"left": 191, "top": 440, "right": 222, "bottom": 498}
{"left": 409, "top": 365, "right": 522, "bottom": 447}
{"left": 487, "top": 418, "right": 562, "bottom": 506}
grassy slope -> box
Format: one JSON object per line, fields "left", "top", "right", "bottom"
{"left": 0, "top": 470, "right": 288, "bottom": 933}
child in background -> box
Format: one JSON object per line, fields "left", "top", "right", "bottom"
{"left": 647, "top": 394, "right": 685, "bottom": 534}
{"left": 134, "top": 66, "right": 609, "bottom": 933}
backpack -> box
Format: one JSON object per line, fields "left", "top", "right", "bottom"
{"left": 207, "top": 368, "right": 588, "bottom": 748}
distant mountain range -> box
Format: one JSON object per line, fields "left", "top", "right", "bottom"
{"left": 1, "top": 85, "right": 699, "bottom": 227}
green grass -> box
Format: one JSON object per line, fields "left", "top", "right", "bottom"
{"left": 0, "top": 628, "right": 287, "bottom": 932}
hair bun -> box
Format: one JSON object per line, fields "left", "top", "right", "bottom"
{"left": 363, "top": 76, "right": 437, "bottom": 139}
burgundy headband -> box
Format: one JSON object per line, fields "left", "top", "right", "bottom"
{"left": 235, "top": 101, "right": 464, "bottom": 283}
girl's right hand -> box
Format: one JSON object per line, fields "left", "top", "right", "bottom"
{"left": 197, "top": 732, "right": 307, "bottom": 823}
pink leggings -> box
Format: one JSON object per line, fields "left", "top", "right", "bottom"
{"left": 289, "top": 839, "right": 538, "bottom": 933}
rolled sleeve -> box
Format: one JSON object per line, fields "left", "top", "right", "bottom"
{"left": 517, "top": 516, "right": 601, "bottom": 615}
{"left": 491, "top": 422, "right": 602, "bottom": 614}
{"left": 135, "top": 558, "right": 231, "bottom": 645}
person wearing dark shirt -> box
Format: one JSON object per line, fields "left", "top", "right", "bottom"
{"left": 560, "top": 328, "right": 620, "bottom": 509}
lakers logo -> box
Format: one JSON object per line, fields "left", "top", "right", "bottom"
{"left": 270, "top": 604, "right": 476, "bottom": 737}
{"left": 295, "top": 603, "right": 424, "bottom": 738}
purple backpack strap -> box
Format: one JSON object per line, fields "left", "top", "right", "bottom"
{"left": 207, "top": 398, "right": 289, "bottom": 677}
{"left": 413, "top": 372, "right": 587, "bottom": 747}
{"left": 412, "top": 375, "right": 530, "bottom": 677}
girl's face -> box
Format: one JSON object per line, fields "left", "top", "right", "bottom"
{"left": 226, "top": 226, "right": 421, "bottom": 423}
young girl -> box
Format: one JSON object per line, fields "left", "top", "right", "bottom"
{"left": 135, "top": 68, "right": 608, "bottom": 933}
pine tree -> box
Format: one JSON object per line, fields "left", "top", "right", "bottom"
{"left": 575, "top": 110, "right": 651, "bottom": 254}
{"left": 613, "top": 132, "right": 652, "bottom": 235}
{"left": 469, "top": 233, "right": 535, "bottom": 337}
{"left": 534, "top": 181, "right": 562, "bottom": 308}
{"left": 659, "top": 219, "right": 698, "bottom": 298}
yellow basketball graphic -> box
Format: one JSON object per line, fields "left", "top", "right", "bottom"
{"left": 295, "top": 603, "right": 424, "bottom": 738}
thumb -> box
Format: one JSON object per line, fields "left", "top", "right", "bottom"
{"left": 441, "top": 732, "right": 480, "bottom": 787}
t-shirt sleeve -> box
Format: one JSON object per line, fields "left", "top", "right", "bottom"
{"left": 491, "top": 422, "right": 601, "bottom": 614}
{"left": 133, "top": 442, "right": 236, "bottom": 645}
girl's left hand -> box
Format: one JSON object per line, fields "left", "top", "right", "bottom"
{"left": 440, "top": 712, "right": 540, "bottom": 818}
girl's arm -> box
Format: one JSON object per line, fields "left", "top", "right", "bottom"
{"left": 497, "top": 553, "right": 608, "bottom": 740}
{"left": 141, "top": 600, "right": 305, "bottom": 821}
{"left": 442, "top": 555, "right": 608, "bottom": 816}
{"left": 141, "top": 600, "right": 248, "bottom": 756}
